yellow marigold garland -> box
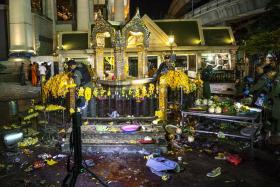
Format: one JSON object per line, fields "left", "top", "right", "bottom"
{"left": 43, "top": 73, "right": 76, "bottom": 99}
{"left": 160, "top": 70, "right": 202, "bottom": 94}
{"left": 84, "top": 87, "right": 92, "bottom": 101}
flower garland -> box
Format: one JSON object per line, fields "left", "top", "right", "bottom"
{"left": 43, "top": 73, "right": 76, "bottom": 99}
{"left": 160, "top": 70, "right": 203, "bottom": 94}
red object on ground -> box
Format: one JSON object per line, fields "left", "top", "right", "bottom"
{"left": 33, "top": 160, "right": 45, "bottom": 169}
{"left": 138, "top": 139, "right": 156, "bottom": 144}
{"left": 226, "top": 154, "right": 242, "bottom": 166}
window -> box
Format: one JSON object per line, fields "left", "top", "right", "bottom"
{"left": 56, "top": 0, "right": 73, "bottom": 21}
{"left": 31, "top": 0, "right": 42, "bottom": 14}
{"left": 201, "top": 53, "right": 231, "bottom": 70}
{"left": 188, "top": 55, "right": 196, "bottom": 71}
{"left": 147, "top": 56, "right": 158, "bottom": 77}
{"left": 175, "top": 56, "right": 188, "bottom": 68}
{"left": 128, "top": 57, "right": 138, "bottom": 77}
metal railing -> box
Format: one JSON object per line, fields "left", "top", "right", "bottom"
{"left": 209, "top": 70, "right": 235, "bottom": 83}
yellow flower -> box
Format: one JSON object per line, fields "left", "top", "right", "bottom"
{"left": 93, "top": 88, "right": 99, "bottom": 97}
{"left": 84, "top": 87, "right": 92, "bottom": 101}
{"left": 107, "top": 88, "right": 111, "bottom": 96}
{"left": 69, "top": 108, "right": 75, "bottom": 114}
{"left": 128, "top": 88, "right": 133, "bottom": 96}
{"left": 148, "top": 83, "right": 155, "bottom": 97}
{"left": 141, "top": 86, "right": 147, "bottom": 98}
{"left": 100, "top": 87, "right": 106, "bottom": 97}
{"left": 78, "top": 87, "right": 85, "bottom": 97}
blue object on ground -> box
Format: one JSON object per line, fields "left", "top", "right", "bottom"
{"left": 146, "top": 157, "right": 178, "bottom": 172}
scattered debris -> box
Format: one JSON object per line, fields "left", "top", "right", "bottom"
{"left": 84, "top": 159, "right": 95, "bottom": 167}
{"left": 214, "top": 153, "right": 227, "bottom": 160}
{"left": 206, "top": 167, "right": 221, "bottom": 177}
{"left": 46, "top": 159, "right": 58, "bottom": 166}
{"left": 24, "top": 165, "right": 34, "bottom": 172}
{"left": 53, "top": 154, "right": 67, "bottom": 159}
{"left": 146, "top": 157, "right": 180, "bottom": 179}
{"left": 226, "top": 154, "right": 242, "bottom": 166}
{"left": 33, "top": 160, "right": 45, "bottom": 169}
{"left": 18, "top": 137, "right": 38, "bottom": 147}
{"left": 38, "top": 153, "right": 52, "bottom": 160}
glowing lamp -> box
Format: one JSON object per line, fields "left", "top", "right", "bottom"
{"left": 168, "top": 35, "right": 175, "bottom": 45}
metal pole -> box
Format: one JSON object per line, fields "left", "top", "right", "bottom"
{"left": 192, "top": 0, "right": 194, "bottom": 16}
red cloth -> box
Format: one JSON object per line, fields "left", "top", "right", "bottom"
{"left": 31, "top": 64, "right": 38, "bottom": 86}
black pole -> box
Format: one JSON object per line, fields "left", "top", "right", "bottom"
{"left": 62, "top": 109, "right": 108, "bottom": 187}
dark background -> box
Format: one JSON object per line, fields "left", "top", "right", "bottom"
{"left": 130, "top": 0, "right": 172, "bottom": 19}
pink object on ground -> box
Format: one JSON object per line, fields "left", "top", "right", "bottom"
{"left": 121, "top": 124, "right": 140, "bottom": 132}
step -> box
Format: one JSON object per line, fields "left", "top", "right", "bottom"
{"left": 61, "top": 143, "right": 168, "bottom": 154}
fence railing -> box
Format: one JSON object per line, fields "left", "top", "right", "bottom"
{"left": 209, "top": 70, "right": 235, "bottom": 83}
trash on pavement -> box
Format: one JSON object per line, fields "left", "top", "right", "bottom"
{"left": 53, "top": 154, "right": 67, "bottom": 159}
{"left": 206, "top": 167, "right": 221, "bottom": 177}
{"left": 214, "top": 153, "right": 227, "bottom": 160}
{"left": 38, "top": 153, "right": 52, "bottom": 160}
{"left": 146, "top": 157, "right": 180, "bottom": 178}
{"left": 33, "top": 160, "right": 45, "bottom": 169}
{"left": 18, "top": 137, "right": 38, "bottom": 147}
{"left": 24, "top": 165, "right": 34, "bottom": 172}
{"left": 22, "top": 149, "right": 33, "bottom": 155}
{"left": 46, "top": 159, "right": 58, "bottom": 166}
{"left": 226, "top": 154, "right": 242, "bottom": 166}
{"left": 84, "top": 159, "right": 95, "bottom": 167}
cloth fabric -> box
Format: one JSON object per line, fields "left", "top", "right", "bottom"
{"left": 146, "top": 157, "right": 178, "bottom": 172}
{"left": 39, "top": 65, "right": 47, "bottom": 75}
{"left": 31, "top": 64, "right": 38, "bottom": 86}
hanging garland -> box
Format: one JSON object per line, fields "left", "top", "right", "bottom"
{"left": 160, "top": 70, "right": 203, "bottom": 94}
{"left": 43, "top": 73, "right": 76, "bottom": 99}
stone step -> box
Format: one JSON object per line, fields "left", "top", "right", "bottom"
{"left": 61, "top": 143, "right": 168, "bottom": 154}
{"left": 64, "top": 124, "right": 167, "bottom": 154}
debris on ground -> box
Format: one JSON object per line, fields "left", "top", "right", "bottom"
{"left": 33, "top": 160, "right": 46, "bottom": 169}
{"left": 214, "top": 152, "right": 227, "bottom": 160}
{"left": 38, "top": 153, "right": 52, "bottom": 160}
{"left": 84, "top": 159, "right": 95, "bottom": 167}
{"left": 206, "top": 167, "right": 221, "bottom": 177}
{"left": 18, "top": 137, "right": 38, "bottom": 147}
{"left": 146, "top": 157, "right": 180, "bottom": 179}
{"left": 226, "top": 154, "right": 242, "bottom": 166}
{"left": 46, "top": 159, "right": 58, "bottom": 166}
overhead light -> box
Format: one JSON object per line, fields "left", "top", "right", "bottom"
{"left": 168, "top": 35, "right": 174, "bottom": 45}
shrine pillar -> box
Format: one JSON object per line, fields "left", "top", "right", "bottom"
{"left": 137, "top": 46, "right": 147, "bottom": 78}
{"left": 94, "top": 47, "right": 104, "bottom": 80}
{"left": 114, "top": 31, "right": 126, "bottom": 80}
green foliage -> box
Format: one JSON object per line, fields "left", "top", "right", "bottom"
{"left": 241, "top": 28, "right": 280, "bottom": 58}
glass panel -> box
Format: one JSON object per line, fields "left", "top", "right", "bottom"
{"left": 147, "top": 56, "right": 157, "bottom": 77}
{"left": 56, "top": 0, "right": 73, "bottom": 21}
{"left": 201, "top": 53, "right": 231, "bottom": 70}
{"left": 188, "top": 55, "right": 196, "bottom": 71}
{"left": 128, "top": 57, "right": 138, "bottom": 77}
{"left": 175, "top": 55, "right": 188, "bottom": 68}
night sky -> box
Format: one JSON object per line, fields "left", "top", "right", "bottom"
{"left": 130, "top": 0, "right": 172, "bottom": 19}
